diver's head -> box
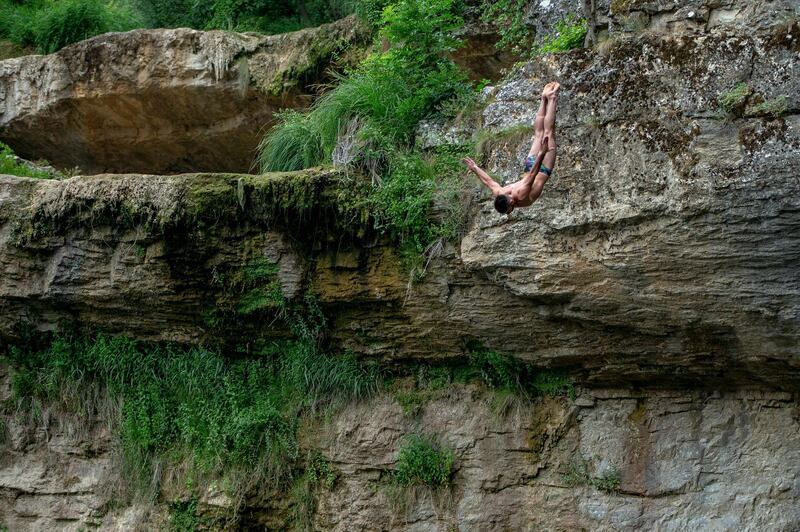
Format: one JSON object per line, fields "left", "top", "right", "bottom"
{"left": 494, "top": 194, "right": 514, "bottom": 214}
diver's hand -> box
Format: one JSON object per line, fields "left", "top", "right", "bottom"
{"left": 461, "top": 157, "right": 478, "bottom": 171}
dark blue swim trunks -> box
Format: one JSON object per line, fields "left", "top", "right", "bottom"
{"left": 523, "top": 155, "right": 552, "bottom": 176}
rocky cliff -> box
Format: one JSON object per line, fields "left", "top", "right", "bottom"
{"left": 1, "top": 0, "right": 799, "bottom": 530}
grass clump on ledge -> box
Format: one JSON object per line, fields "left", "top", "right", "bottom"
{"left": 391, "top": 434, "right": 454, "bottom": 487}
{"left": 718, "top": 82, "right": 752, "bottom": 116}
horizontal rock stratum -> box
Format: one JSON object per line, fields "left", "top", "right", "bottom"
{"left": 0, "top": 17, "right": 369, "bottom": 175}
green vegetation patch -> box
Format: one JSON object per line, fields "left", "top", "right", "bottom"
{"left": 538, "top": 15, "right": 588, "bottom": 55}
{"left": 389, "top": 343, "right": 575, "bottom": 417}
{"left": 561, "top": 458, "right": 622, "bottom": 493}
{"left": 718, "top": 82, "right": 752, "bottom": 116}
{"left": 4, "top": 330, "right": 380, "bottom": 507}
{"left": 0, "top": 0, "right": 356, "bottom": 54}
{"left": 747, "top": 95, "right": 789, "bottom": 118}
{"left": 0, "top": 142, "right": 52, "bottom": 179}
{"left": 480, "top": 0, "right": 532, "bottom": 55}
{"left": 390, "top": 434, "right": 454, "bottom": 487}
{"left": 0, "top": 0, "right": 144, "bottom": 54}
{"left": 258, "top": 0, "right": 476, "bottom": 276}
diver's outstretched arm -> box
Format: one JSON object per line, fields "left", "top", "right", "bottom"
{"left": 462, "top": 157, "right": 503, "bottom": 195}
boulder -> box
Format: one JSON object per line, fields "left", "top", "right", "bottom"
{"left": 0, "top": 17, "right": 370, "bottom": 175}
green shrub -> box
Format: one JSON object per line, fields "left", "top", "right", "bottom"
{"left": 718, "top": 82, "right": 751, "bottom": 116}
{"left": 0, "top": 142, "right": 51, "bottom": 179}
{"left": 749, "top": 95, "right": 789, "bottom": 118}
{"left": 391, "top": 434, "right": 454, "bottom": 487}
{"left": 538, "top": 15, "right": 587, "bottom": 54}
{"left": 257, "top": 0, "right": 474, "bottom": 273}
{"left": 480, "top": 0, "right": 531, "bottom": 55}
{"left": 169, "top": 498, "right": 199, "bottom": 532}
{"left": 33, "top": 0, "right": 143, "bottom": 54}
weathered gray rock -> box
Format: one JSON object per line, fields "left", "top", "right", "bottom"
{"left": 0, "top": 17, "right": 370, "bottom": 175}
{"left": 312, "top": 387, "right": 800, "bottom": 531}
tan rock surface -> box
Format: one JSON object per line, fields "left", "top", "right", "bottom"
{"left": 0, "top": 17, "right": 369, "bottom": 175}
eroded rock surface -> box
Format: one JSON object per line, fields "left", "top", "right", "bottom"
{"left": 313, "top": 387, "right": 800, "bottom": 531}
{"left": 2, "top": 25, "right": 798, "bottom": 388}
{"left": 0, "top": 17, "right": 369, "bottom": 175}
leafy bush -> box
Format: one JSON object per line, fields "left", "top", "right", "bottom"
{"left": 0, "top": 0, "right": 143, "bottom": 54}
{"left": 538, "top": 15, "right": 587, "bottom": 54}
{"left": 0, "top": 142, "right": 51, "bottom": 179}
{"left": 169, "top": 498, "right": 199, "bottom": 532}
{"left": 0, "top": 0, "right": 355, "bottom": 54}
{"left": 480, "top": 0, "right": 531, "bottom": 55}
{"left": 35, "top": 0, "right": 143, "bottom": 54}
{"left": 391, "top": 434, "right": 454, "bottom": 487}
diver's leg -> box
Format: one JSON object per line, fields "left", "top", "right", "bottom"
{"left": 541, "top": 83, "right": 559, "bottom": 171}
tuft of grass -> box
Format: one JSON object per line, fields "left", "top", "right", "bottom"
{"left": 593, "top": 468, "right": 622, "bottom": 493}
{"left": 748, "top": 95, "right": 789, "bottom": 118}
{"left": 538, "top": 15, "right": 588, "bottom": 54}
{"left": 390, "top": 434, "right": 454, "bottom": 487}
{"left": 0, "top": 142, "right": 52, "bottom": 179}
{"left": 718, "top": 83, "right": 752, "bottom": 116}
{"left": 560, "top": 458, "right": 622, "bottom": 493}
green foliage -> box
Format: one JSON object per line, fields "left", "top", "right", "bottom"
{"left": 560, "top": 458, "right": 621, "bottom": 492}
{"left": 718, "top": 82, "right": 751, "bottom": 116}
{"left": 593, "top": 468, "right": 621, "bottom": 493}
{"left": 204, "top": 0, "right": 352, "bottom": 34}
{"left": 0, "top": 142, "right": 52, "bottom": 179}
{"left": 462, "top": 342, "right": 575, "bottom": 399}
{"left": 0, "top": 0, "right": 143, "bottom": 54}
{"left": 4, "top": 331, "right": 380, "bottom": 500}
{"left": 749, "top": 95, "right": 789, "bottom": 118}
{"left": 538, "top": 15, "right": 587, "bottom": 54}
{"left": 391, "top": 434, "right": 454, "bottom": 487}
{"left": 306, "top": 451, "right": 338, "bottom": 490}
{"left": 352, "top": 0, "right": 389, "bottom": 26}
{"left": 0, "top": 0, "right": 354, "bottom": 55}
{"left": 258, "top": 0, "right": 475, "bottom": 273}
{"left": 169, "top": 498, "right": 199, "bottom": 532}
{"left": 394, "top": 389, "right": 425, "bottom": 416}
{"left": 480, "top": 0, "right": 531, "bottom": 55}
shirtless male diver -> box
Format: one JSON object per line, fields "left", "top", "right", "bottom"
{"left": 462, "top": 81, "right": 560, "bottom": 214}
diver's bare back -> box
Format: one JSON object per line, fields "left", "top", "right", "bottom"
{"left": 463, "top": 81, "right": 560, "bottom": 214}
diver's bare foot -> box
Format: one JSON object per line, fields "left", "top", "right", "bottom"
{"left": 543, "top": 82, "right": 560, "bottom": 98}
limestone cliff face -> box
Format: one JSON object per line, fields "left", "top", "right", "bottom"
{"left": 0, "top": 17, "right": 370, "bottom": 175}
{"left": 1, "top": 1, "right": 800, "bottom": 530}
